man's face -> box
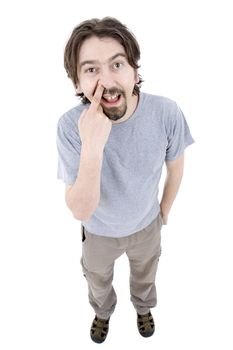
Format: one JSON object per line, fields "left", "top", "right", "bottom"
{"left": 77, "top": 36, "right": 139, "bottom": 121}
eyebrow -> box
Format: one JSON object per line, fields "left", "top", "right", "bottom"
{"left": 79, "top": 53, "right": 127, "bottom": 69}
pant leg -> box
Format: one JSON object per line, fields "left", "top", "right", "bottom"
{"left": 126, "top": 213, "right": 163, "bottom": 315}
{"left": 80, "top": 225, "right": 126, "bottom": 319}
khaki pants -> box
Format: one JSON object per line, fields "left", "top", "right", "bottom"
{"left": 80, "top": 213, "right": 163, "bottom": 319}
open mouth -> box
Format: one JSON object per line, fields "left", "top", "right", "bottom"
{"left": 101, "top": 93, "right": 121, "bottom": 106}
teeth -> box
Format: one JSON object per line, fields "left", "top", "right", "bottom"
{"left": 103, "top": 94, "right": 118, "bottom": 101}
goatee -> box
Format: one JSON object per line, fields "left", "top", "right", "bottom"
{"left": 101, "top": 88, "right": 127, "bottom": 121}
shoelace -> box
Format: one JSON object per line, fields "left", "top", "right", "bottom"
{"left": 92, "top": 319, "right": 108, "bottom": 337}
{"left": 139, "top": 314, "right": 153, "bottom": 331}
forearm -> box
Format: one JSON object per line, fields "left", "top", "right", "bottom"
{"left": 67, "top": 146, "right": 103, "bottom": 220}
{"left": 160, "top": 156, "right": 184, "bottom": 223}
{"left": 160, "top": 173, "right": 183, "bottom": 214}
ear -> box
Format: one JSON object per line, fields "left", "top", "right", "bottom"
{"left": 75, "top": 84, "right": 82, "bottom": 94}
{"left": 134, "top": 71, "right": 140, "bottom": 84}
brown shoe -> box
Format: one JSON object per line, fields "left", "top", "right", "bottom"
{"left": 137, "top": 311, "right": 155, "bottom": 337}
{"left": 90, "top": 315, "right": 110, "bottom": 343}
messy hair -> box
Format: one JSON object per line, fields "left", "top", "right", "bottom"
{"left": 64, "top": 17, "right": 143, "bottom": 103}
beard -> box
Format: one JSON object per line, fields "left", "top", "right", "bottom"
{"left": 100, "top": 88, "right": 127, "bottom": 121}
{"left": 102, "top": 100, "right": 127, "bottom": 121}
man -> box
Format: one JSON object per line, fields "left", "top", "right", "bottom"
{"left": 56, "top": 17, "right": 194, "bottom": 343}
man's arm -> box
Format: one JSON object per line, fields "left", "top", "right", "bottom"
{"left": 64, "top": 82, "right": 112, "bottom": 221}
{"left": 160, "top": 154, "right": 184, "bottom": 224}
{"left": 65, "top": 146, "right": 104, "bottom": 221}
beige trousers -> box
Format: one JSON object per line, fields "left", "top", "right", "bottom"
{"left": 80, "top": 213, "right": 163, "bottom": 319}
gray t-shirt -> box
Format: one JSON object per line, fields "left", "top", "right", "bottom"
{"left": 56, "top": 92, "right": 194, "bottom": 237}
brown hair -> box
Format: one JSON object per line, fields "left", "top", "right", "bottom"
{"left": 64, "top": 17, "right": 143, "bottom": 103}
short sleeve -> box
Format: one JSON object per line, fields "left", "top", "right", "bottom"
{"left": 56, "top": 116, "right": 81, "bottom": 185}
{"left": 165, "top": 103, "right": 195, "bottom": 161}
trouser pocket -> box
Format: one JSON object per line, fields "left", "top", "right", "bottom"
{"left": 81, "top": 224, "right": 86, "bottom": 242}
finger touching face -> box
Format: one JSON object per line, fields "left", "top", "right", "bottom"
{"left": 89, "top": 82, "right": 104, "bottom": 110}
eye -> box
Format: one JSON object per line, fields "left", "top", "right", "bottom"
{"left": 85, "top": 67, "right": 96, "bottom": 73}
{"left": 113, "top": 62, "right": 123, "bottom": 70}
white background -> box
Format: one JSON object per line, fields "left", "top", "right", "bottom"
{"left": 0, "top": 0, "right": 232, "bottom": 349}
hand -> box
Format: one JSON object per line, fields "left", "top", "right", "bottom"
{"left": 161, "top": 213, "right": 168, "bottom": 225}
{"left": 78, "top": 82, "right": 112, "bottom": 152}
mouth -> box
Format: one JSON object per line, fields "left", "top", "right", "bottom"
{"left": 101, "top": 93, "right": 122, "bottom": 106}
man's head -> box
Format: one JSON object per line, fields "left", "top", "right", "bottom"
{"left": 64, "top": 17, "right": 143, "bottom": 121}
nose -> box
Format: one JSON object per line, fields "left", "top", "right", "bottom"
{"left": 98, "top": 68, "right": 115, "bottom": 89}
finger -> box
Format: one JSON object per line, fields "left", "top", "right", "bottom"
{"left": 89, "top": 82, "right": 104, "bottom": 111}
